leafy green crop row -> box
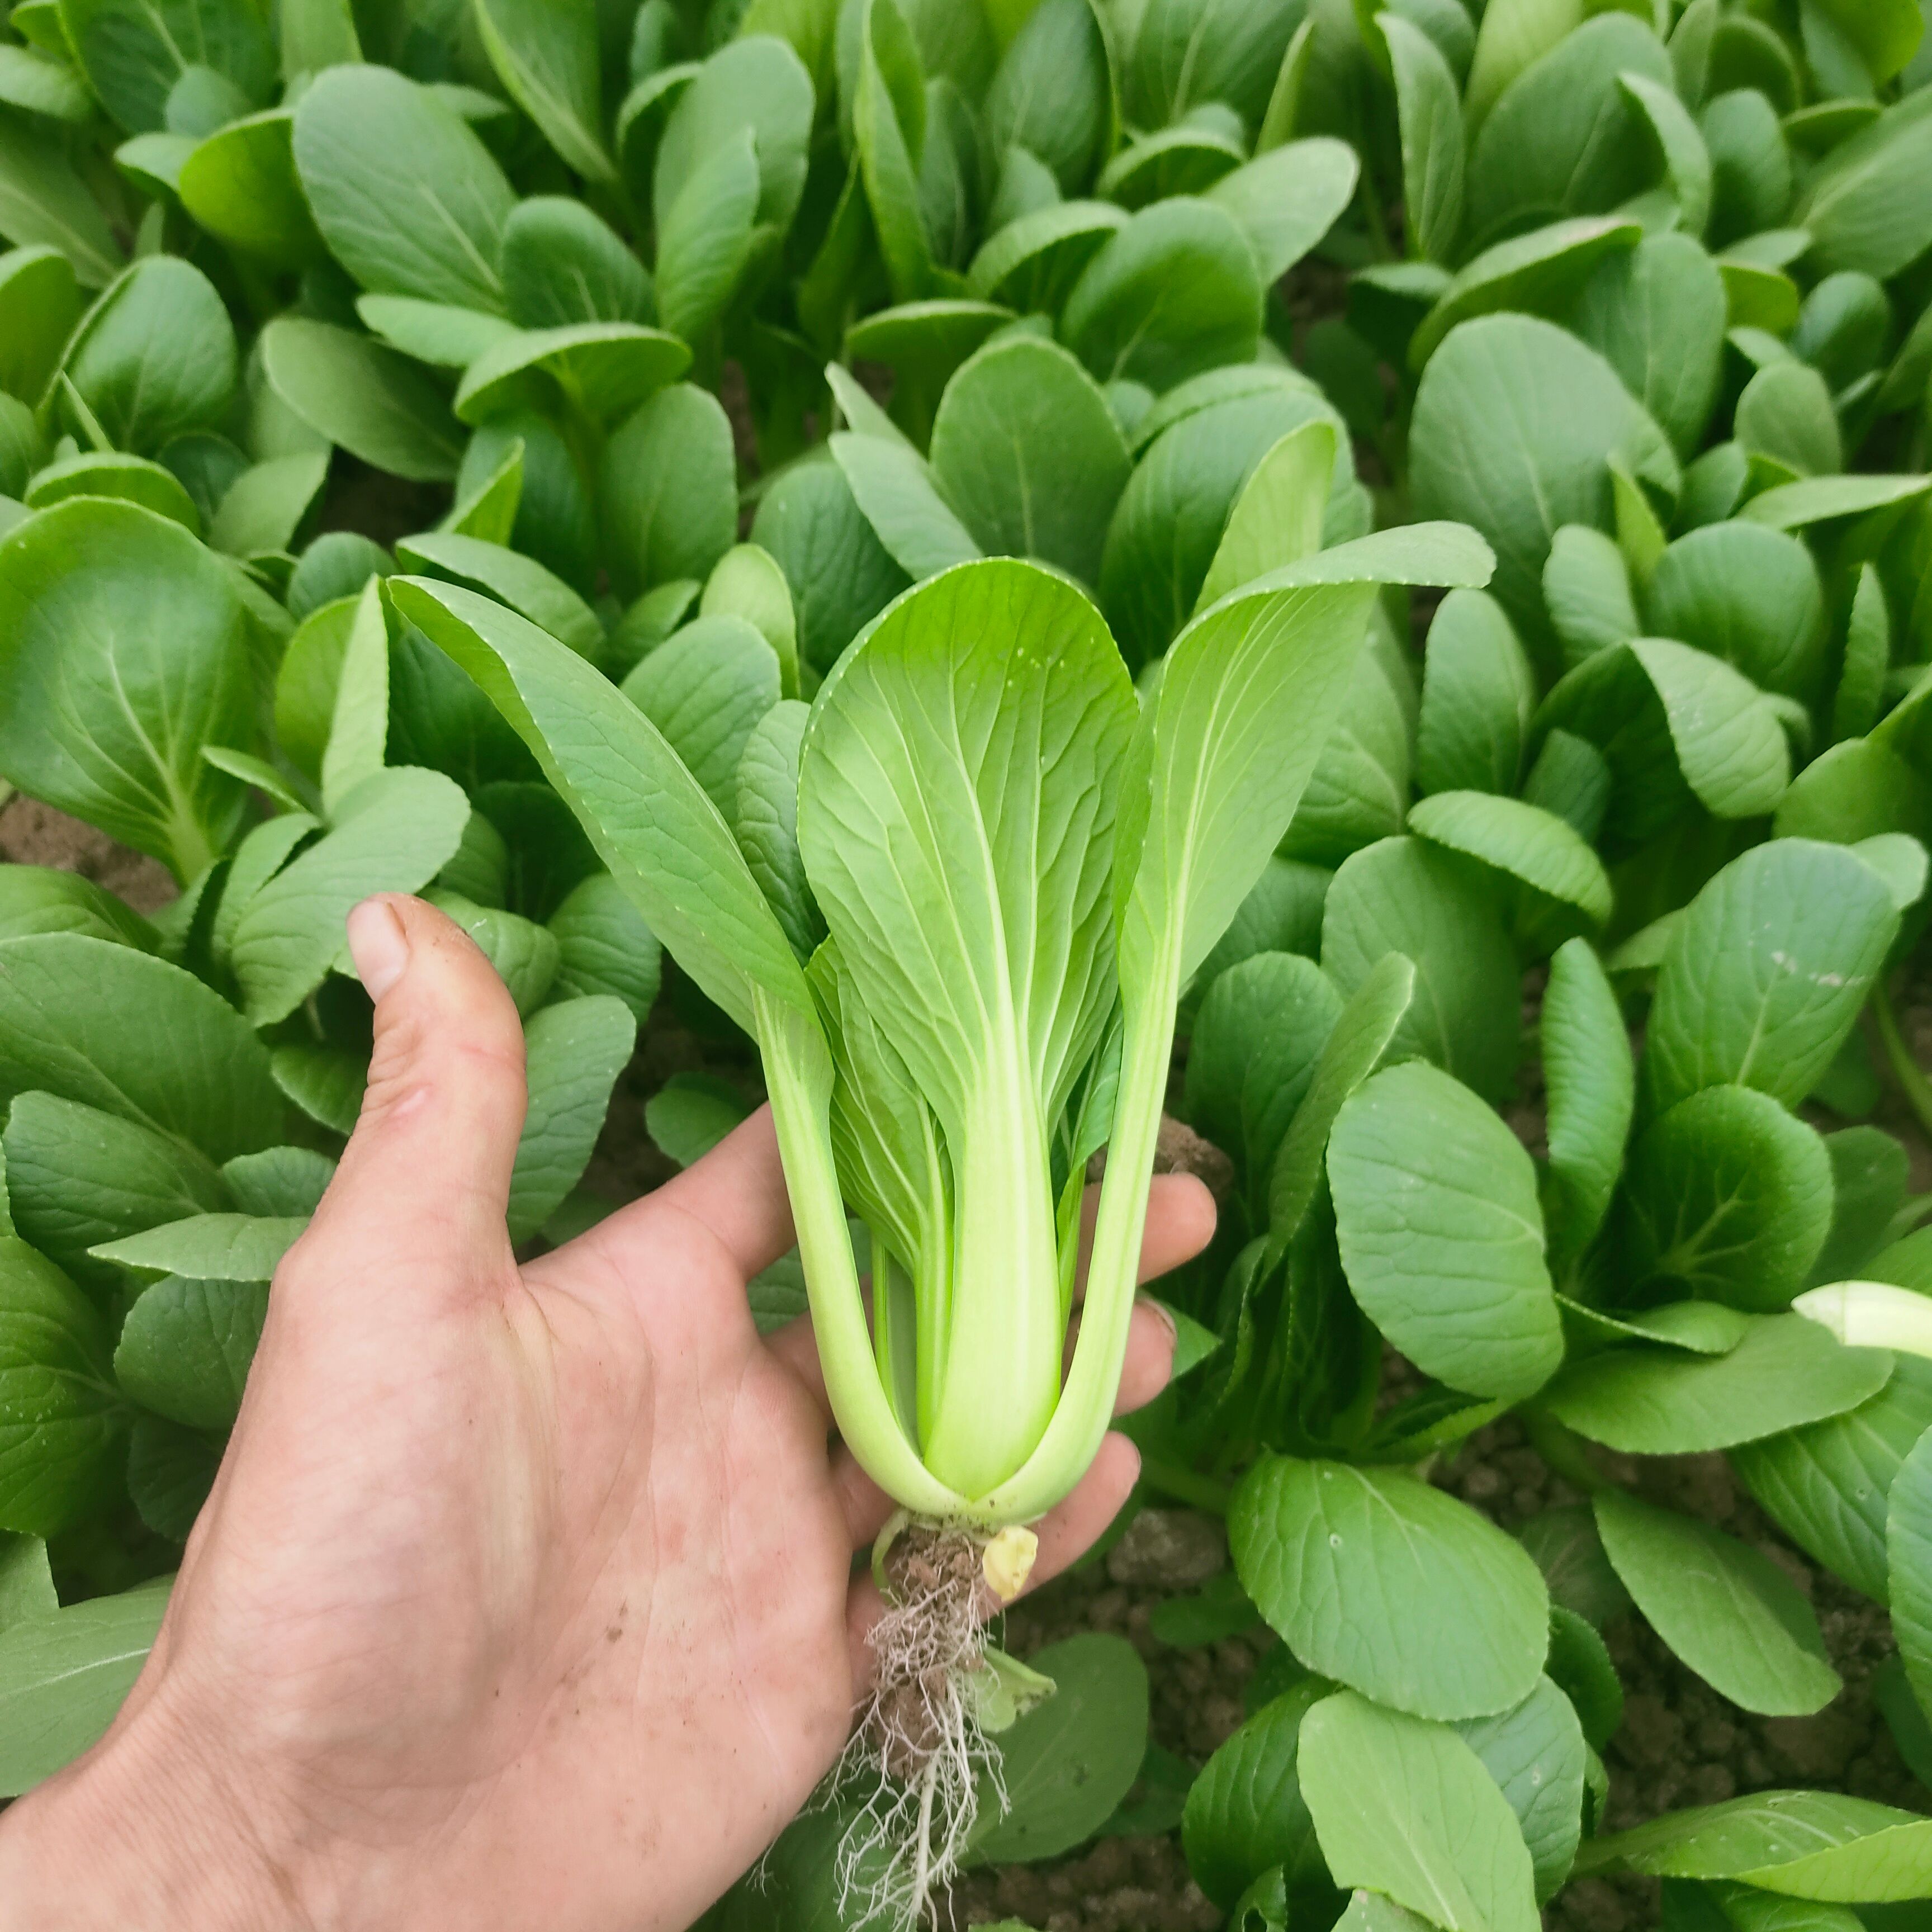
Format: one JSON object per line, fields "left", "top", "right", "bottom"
{"left": 4, "top": 0, "right": 1932, "bottom": 1925}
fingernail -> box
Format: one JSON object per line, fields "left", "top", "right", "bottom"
{"left": 347, "top": 897, "right": 408, "bottom": 1001}
{"left": 1137, "top": 1292, "right": 1178, "bottom": 1350}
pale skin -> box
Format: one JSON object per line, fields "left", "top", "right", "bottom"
{"left": 0, "top": 894, "right": 1214, "bottom": 1932}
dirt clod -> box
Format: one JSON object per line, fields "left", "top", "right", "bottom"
{"left": 1104, "top": 1509, "right": 1227, "bottom": 1592}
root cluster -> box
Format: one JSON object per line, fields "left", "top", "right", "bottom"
{"left": 834, "top": 1524, "right": 1005, "bottom": 1927}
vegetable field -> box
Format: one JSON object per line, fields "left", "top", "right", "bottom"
{"left": 4, "top": 0, "right": 1932, "bottom": 1924}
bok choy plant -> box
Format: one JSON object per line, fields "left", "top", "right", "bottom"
{"left": 391, "top": 511, "right": 1493, "bottom": 1905}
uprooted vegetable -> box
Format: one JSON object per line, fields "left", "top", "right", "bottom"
{"left": 393, "top": 514, "right": 1493, "bottom": 1912}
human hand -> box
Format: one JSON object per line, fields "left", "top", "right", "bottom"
{"left": 0, "top": 895, "right": 1214, "bottom": 1932}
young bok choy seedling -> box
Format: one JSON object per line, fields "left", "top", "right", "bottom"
{"left": 391, "top": 517, "right": 1491, "bottom": 1910}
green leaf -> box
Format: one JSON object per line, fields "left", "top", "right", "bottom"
{"left": 1231, "top": 1453, "right": 1549, "bottom": 1721}
{"left": 1181, "top": 1678, "right": 1330, "bottom": 1910}
{"left": 91, "top": 1213, "right": 303, "bottom": 1283}
{"left": 126, "top": 1411, "right": 217, "bottom": 1542}
{"left": 424, "top": 891, "right": 559, "bottom": 1015}
{"left": 292, "top": 65, "right": 514, "bottom": 311}
{"left": 983, "top": 0, "right": 1111, "bottom": 194}
{"left": 452, "top": 323, "right": 689, "bottom": 429}
{"left": 24, "top": 452, "right": 200, "bottom": 531}
{"left": 393, "top": 577, "right": 808, "bottom": 1035}
{"left": 1264, "top": 952, "right": 1415, "bottom": 1264}
{"left": 0, "top": 498, "right": 250, "bottom": 882}
{"left": 927, "top": 335, "right": 1130, "bottom": 587}
{"left": 1124, "top": 0, "right": 1298, "bottom": 129}
{"left": 599, "top": 384, "right": 737, "bottom": 601}
{"left": 548, "top": 870, "right": 662, "bottom": 1023}
{"left": 1886, "top": 1421, "right": 1932, "bottom": 1721}
{"left": 735, "top": 699, "right": 821, "bottom": 963}
{"left": 208, "top": 451, "right": 329, "bottom": 560}
{"left": 1466, "top": 11, "right": 1673, "bottom": 243}
{"left": 395, "top": 531, "right": 603, "bottom": 664}
{"left": 1518, "top": 1505, "right": 1631, "bottom": 1628}
{"left": 0, "top": 111, "right": 122, "bottom": 288}
{"left": 644, "top": 1072, "right": 750, "bottom": 1169}
{"left": 1100, "top": 372, "right": 1354, "bottom": 666}
{"left": 1415, "top": 588, "right": 1536, "bottom": 797}
{"left": 2, "top": 1091, "right": 229, "bottom": 1288}
{"left": 654, "top": 125, "right": 759, "bottom": 344}
{"left": 1642, "top": 840, "right": 1898, "bottom": 1117}
{"left": 1545, "top": 1312, "right": 1892, "bottom": 1453}
{"left": 113, "top": 1272, "right": 267, "bottom": 1430}
{"left": 0, "top": 246, "right": 80, "bottom": 401}
{"left": 229, "top": 767, "right": 471, "bottom": 1026}
{"left": 1381, "top": 12, "right": 1464, "bottom": 264}
{"left": 0, "top": 1532, "right": 56, "bottom": 1630}
{"left": 1329, "top": 1058, "right": 1561, "bottom": 1401}
{"left": 1739, "top": 473, "right": 1932, "bottom": 531}
{"left": 357, "top": 296, "right": 517, "bottom": 371}
{"left": 1620, "top": 1086, "right": 1834, "bottom": 1311}
{"left": 1545, "top": 1603, "right": 1623, "bottom": 1751}
{"left": 1299, "top": 1690, "right": 1540, "bottom": 1932}
{"left": 1578, "top": 1790, "right": 1932, "bottom": 1902}
{"left": 1412, "top": 315, "right": 1677, "bottom": 661}
{"left": 59, "top": 0, "right": 269, "bottom": 132}
{"left": 259, "top": 318, "right": 464, "bottom": 484}
{"left": 0, "top": 1574, "right": 171, "bottom": 1797}
{"left": 0, "top": 1237, "right": 122, "bottom": 1538}
{"left": 967, "top": 199, "right": 1124, "bottom": 314}
{"left": 178, "top": 110, "right": 324, "bottom": 270}
{"left": 1456, "top": 1675, "right": 1587, "bottom": 1902}
{"left": 621, "top": 613, "right": 782, "bottom": 817}
{"left": 500, "top": 198, "right": 646, "bottom": 331}
{"left": 1407, "top": 790, "right": 1613, "bottom": 934}
{"left": 0, "top": 934, "right": 280, "bottom": 1162}
{"left": 1205, "top": 137, "right": 1360, "bottom": 286}
{"left": 0, "top": 866, "right": 157, "bottom": 952}
{"left": 853, "top": 0, "right": 931, "bottom": 306}
{"left": 1411, "top": 215, "right": 1642, "bottom": 374}
{"left": 830, "top": 429, "right": 982, "bottom": 583}
{"left": 269, "top": 1041, "right": 364, "bottom": 1136}
{"left": 61, "top": 258, "right": 235, "bottom": 457}
{"left": 1063, "top": 197, "right": 1265, "bottom": 392}
{"left": 968, "top": 1633, "right": 1150, "bottom": 1865}
{"left": 1594, "top": 1489, "right": 1840, "bottom": 1717}
{"left": 1571, "top": 233, "right": 1729, "bottom": 459}
{"left": 509, "top": 995, "right": 635, "bottom": 1243}
{"left": 472, "top": 0, "right": 612, "bottom": 182}
{"left": 702, "top": 544, "right": 798, "bottom": 699}
{"left": 1213, "top": 450, "right": 1351, "bottom": 633}
{"left": 1644, "top": 523, "right": 1825, "bottom": 703}
{"left": 1186, "top": 952, "right": 1341, "bottom": 1214}
{"left": 1321, "top": 835, "right": 1521, "bottom": 1106}
{"left": 1540, "top": 937, "right": 1633, "bottom": 1272}
{"left": 656, "top": 35, "right": 812, "bottom": 240}
{"left": 1794, "top": 91, "right": 1932, "bottom": 280}
{"left": 222, "top": 1146, "right": 333, "bottom": 1218}
{"left": 1532, "top": 638, "right": 1789, "bottom": 846}
{"left": 1732, "top": 1356, "right": 1932, "bottom": 1602}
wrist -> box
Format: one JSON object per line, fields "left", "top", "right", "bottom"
{"left": 0, "top": 1690, "right": 312, "bottom": 1932}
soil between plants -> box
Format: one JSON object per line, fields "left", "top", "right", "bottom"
{"left": 8, "top": 799, "right": 1931, "bottom": 1931}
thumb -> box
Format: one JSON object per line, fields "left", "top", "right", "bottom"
{"left": 297, "top": 893, "right": 528, "bottom": 1291}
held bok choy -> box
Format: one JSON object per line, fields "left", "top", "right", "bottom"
{"left": 389, "top": 517, "right": 1492, "bottom": 1906}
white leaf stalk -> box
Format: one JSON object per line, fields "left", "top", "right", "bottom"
{"left": 1793, "top": 1280, "right": 1932, "bottom": 1357}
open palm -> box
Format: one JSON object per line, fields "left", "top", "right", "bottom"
{"left": 0, "top": 896, "right": 1210, "bottom": 1932}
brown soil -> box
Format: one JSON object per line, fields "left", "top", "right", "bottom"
{"left": 0, "top": 794, "right": 178, "bottom": 913}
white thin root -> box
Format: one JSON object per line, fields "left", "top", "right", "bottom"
{"left": 832, "top": 1526, "right": 1006, "bottom": 1928}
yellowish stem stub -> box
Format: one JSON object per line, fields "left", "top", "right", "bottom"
{"left": 981, "top": 1525, "right": 1039, "bottom": 1603}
